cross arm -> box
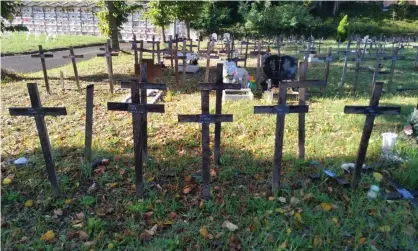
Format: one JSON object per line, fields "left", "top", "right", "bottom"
{"left": 119, "top": 81, "right": 167, "bottom": 90}
{"left": 31, "top": 54, "right": 53, "bottom": 58}
{"left": 63, "top": 55, "right": 84, "bottom": 59}
{"left": 344, "top": 106, "right": 401, "bottom": 115}
{"left": 9, "top": 107, "right": 67, "bottom": 116}
{"left": 97, "top": 52, "right": 119, "bottom": 57}
{"left": 254, "top": 105, "right": 309, "bottom": 115}
{"left": 281, "top": 80, "right": 327, "bottom": 88}
{"left": 199, "top": 83, "right": 241, "bottom": 90}
{"left": 178, "top": 114, "right": 233, "bottom": 123}
{"left": 107, "top": 103, "right": 165, "bottom": 113}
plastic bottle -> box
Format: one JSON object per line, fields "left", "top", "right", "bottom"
{"left": 367, "top": 185, "right": 380, "bottom": 200}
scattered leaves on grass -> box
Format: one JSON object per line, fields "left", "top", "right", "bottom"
{"left": 320, "top": 202, "right": 332, "bottom": 211}
{"left": 40, "top": 230, "right": 55, "bottom": 242}
{"left": 222, "top": 220, "right": 238, "bottom": 231}
{"left": 24, "top": 200, "right": 33, "bottom": 207}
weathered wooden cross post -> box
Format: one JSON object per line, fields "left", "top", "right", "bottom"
{"left": 108, "top": 75, "right": 166, "bottom": 197}
{"left": 31, "top": 45, "right": 53, "bottom": 94}
{"left": 338, "top": 40, "right": 355, "bottom": 95}
{"left": 199, "top": 63, "right": 240, "bottom": 165}
{"left": 352, "top": 45, "right": 363, "bottom": 94}
{"left": 386, "top": 46, "right": 399, "bottom": 92}
{"left": 9, "top": 83, "right": 67, "bottom": 192}
{"left": 62, "top": 47, "right": 84, "bottom": 92}
{"left": 130, "top": 34, "right": 140, "bottom": 76}
{"left": 344, "top": 82, "right": 401, "bottom": 189}
{"left": 178, "top": 89, "right": 234, "bottom": 200}
{"left": 97, "top": 42, "right": 119, "bottom": 93}
{"left": 84, "top": 84, "right": 94, "bottom": 164}
{"left": 200, "top": 41, "right": 219, "bottom": 82}
{"left": 321, "top": 47, "right": 333, "bottom": 95}
{"left": 147, "top": 35, "right": 158, "bottom": 62}
{"left": 254, "top": 56, "right": 309, "bottom": 192}
{"left": 371, "top": 44, "right": 386, "bottom": 91}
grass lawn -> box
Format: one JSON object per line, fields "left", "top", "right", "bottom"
{"left": 1, "top": 32, "right": 107, "bottom": 54}
{"left": 1, "top": 40, "right": 418, "bottom": 250}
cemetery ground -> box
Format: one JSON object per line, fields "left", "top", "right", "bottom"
{"left": 1, "top": 32, "right": 106, "bottom": 55}
{"left": 1, "top": 42, "right": 418, "bottom": 250}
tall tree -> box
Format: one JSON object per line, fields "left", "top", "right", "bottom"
{"left": 1, "top": 1, "right": 17, "bottom": 31}
{"left": 145, "top": 1, "right": 174, "bottom": 41}
{"left": 97, "top": 1, "right": 141, "bottom": 50}
{"left": 171, "top": 1, "right": 205, "bottom": 39}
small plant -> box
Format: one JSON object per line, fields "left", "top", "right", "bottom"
{"left": 79, "top": 196, "right": 96, "bottom": 207}
{"left": 336, "top": 15, "right": 349, "bottom": 42}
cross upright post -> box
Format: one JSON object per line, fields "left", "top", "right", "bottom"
{"left": 62, "top": 47, "right": 84, "bottom": 92}
{"left": 97, "top": 42, "right": 119, "bottom": 93}
{"left": 200, "top": 41, "right": 219, "bottom": 82}
{"left": 147, "top": 35, "right": 158, "bottom": 63}
{"left": 178, "top": 89, "right": 234, "bottom": 200}
{"left": 108, "top": 73, "right": 166, "bottom": 197}
{"left": 200, "top": 63, "right": 240, "bottom": 165}
{"left": 386, "top": 46, "right": 399, "bottom": 92}
{"left": 322, "top": 47, "right": 333, "bottom": 95}
{"left": 353, "top": 42, "right": 363, "bottom": 94}
{"left": 31, "top": 45, "right": 54, "bottom": 94}
{"left": 344, "top": 82, "right": 401, "bottom": 189}
{"left": 9, "top": 83, "right": 67, "bottom": 192}
{"left": 130, "top": 34, "right": 140, "bottom": 76}
{"left": 371, "top": 44, "right": 386, "bottom": 91}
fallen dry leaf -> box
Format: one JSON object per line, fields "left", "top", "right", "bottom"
{"left": 320, "top": 202, "right": 332, "bottom": 211}
{"left": 144, "top": 224, "right": 158, "bottom": 236}
{"left": 182, "top": 184, "right": 194, "bottom": 194}
{"left": 313, "top": 235, "right": 322, "bottom": 247}
{"left": 24, "top": 200, "right": 33, "bottom": 207}
{"left": 168, "top": 212, "right": 177, "bottom": 219}
{"left": 290, "top": 197, "right": 299, "bottom": 205}
{"left": 222, "top": 220, "right": 238, "bottom": 231}
{"left": 373, "top": 172, "right": 383, "bottom": 182}
{"left": 278, "top": 197, "right": 286, "bottom": 203}
{"left": 79, "top": 230, "right": 89, "bottom": 241}
{"left": 40, "top": 230, "right": 55, "bottom": 242}
{"left": 76, "top": 212, "right": 85, "bottom": 220}
{"left": 359, "top": 237, "right": 366, "bottom": 244}
{"left": 200, "top": 226, "right": 210, "bottom": 239}
{"left": 378, "top": 225, "right": 391, "bottom": 233}
{"left": 94, "top": 165, "right": 106, "bottom": 175}
{"left": 294, "top": 213, "right": 303, "bottom": 223}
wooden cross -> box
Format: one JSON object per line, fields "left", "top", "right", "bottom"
{"left": 146, "top": 35, "right": 158, "bottom": 62}
{"left": 338, "top": 40, "right": 356, "bottom": 95}
{"left": 130, "top": 34, "right": 140, "bottom": 76}
{"left": 344, "top": 82, "right": 401, "bottom": 189}
{"left": 9, "top": 83, "right": 67, "bottom": 192}
{"left": 97, "top": 42, "right": 119, "bottom": 93}
{"left": 371, "top": 44, "right": 386, "bottom": 90}
{"left": 238, "top": 39, "right": 250, "bottom": 68}
{"left": 31, "top": 45, "right": 53, "bottom": 94}
{"left": 322, "top": 47, "right": 333, "bottom": 95}
{"left": 84, "top": 84, "right": 94, "bottom": 164}
{"left": 385, "top": 46, "right": 399, "bottom": 92}
{"left": 352, "top": 42, "right": 363, "bottom": 94}
{"left": 178, "top": 89, "right": 234, "bottom": 200}
{"left": 199, "top": 41, "right": 220, "bottom": 82}
{"left": 62, "top": 47, "right": 84, "bottom": 92}
{"left": 200, "top": 63, "right": 240, "bottom": 165}
{"left": 362, "top": 38, "right": 372, "bottom": 60}
{"left": 108, "top": 74, "right": 166, "bottom": 197}
{"left": 254, "top": 83, "right": 309, "bottom": 193}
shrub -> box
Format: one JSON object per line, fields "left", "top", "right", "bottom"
{"left": 336, "top": 15, "right": 348, "bottom": 42}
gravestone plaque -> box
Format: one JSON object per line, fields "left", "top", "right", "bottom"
{"left": 263, "top": 55, "right": 297, "bottom": 80}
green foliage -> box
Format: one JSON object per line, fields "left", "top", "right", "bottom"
{"left": 409, "top": 107, "right": 418, "bottom": 134}
{"left": 4, "top": 24, "right": 28, "bottom": 32}
{"left": 145, "top": 1, "right": 174, "bottom": 30}
{"left": 348, "top": 19, "right": 418, "bottom": 36}
{"left": 336, "top": 15, "right": 348, "bottom": 42}
{"left": 1, "top": 1, "right": 17, "bottom": 31}
{"left": 190, "top": 1, "right": 234, "bottom": 36}
{"left": 96, "top": 0, "right": 141, "bottom": 36}
{"left": 239, "top": 1, "right": 320, "bottom": 37}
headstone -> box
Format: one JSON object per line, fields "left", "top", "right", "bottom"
{"left": 9, "top": 83, "right": 67, "bottom": 192}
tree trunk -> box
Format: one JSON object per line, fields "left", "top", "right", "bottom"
{"left": 186, "top": 21, "right": 191, "bottom": 40}
{"left": 106, "top": 1, "right": 120, "bottom": 51}
{"left": 333, "top": 1, "right": 341, "bottom": 16}
{"left": 162, "top": 26, "right": 166, "bottom": 42}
